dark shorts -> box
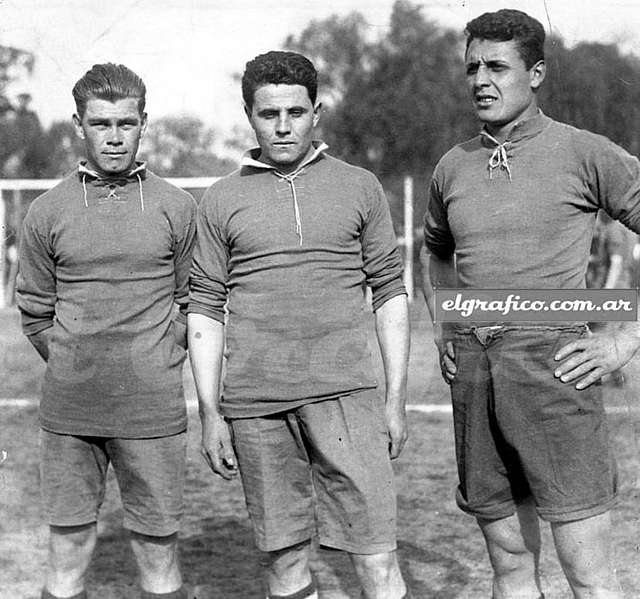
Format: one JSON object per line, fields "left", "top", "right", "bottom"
{"left": 449, "top": 325, "right": 618, "bottom": 522}
{"left": 40, "top": 430, "right": 186, "bottom": 536}
{"left": 229, "top": 389, "right": 397, "bottom": 554}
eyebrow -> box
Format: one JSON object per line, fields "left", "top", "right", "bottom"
{"left": 466, "top": 58, "right": 509, "bottom": 67}
{"left": 86, "top": 117, "right": 140, "bottom": 125}
{"left": 257, "top": 106, "right": 309, "bottom": 114}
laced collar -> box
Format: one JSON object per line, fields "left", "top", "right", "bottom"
{"left": 240, "top": 142, "right": 329, "bottom": 246}
{"left": 480, "top": 110, "right": 550, "bottom": 180}
{"left": 241, "top": 141, "right": 329, "bottom": 177}
{"left": 77, "top": 162, "right": 147, "bottom": 210}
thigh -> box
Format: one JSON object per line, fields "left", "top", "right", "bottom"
{"left": 107, "top": 432, "right": 186, "bottom": 537}
{"left": 297, "top": 390, "right": 397, "bottom": 554}
{"left": 230, "top": 414, "right": 315, "bottom": 552}
{"left": 450, "top": 332, "right": 523, "bottom": 519}
{"left": 491, "top": 328, "right": 618, "bottom": 522}
{"left": 40, "top": 430, "right": 109, "bottom": 526}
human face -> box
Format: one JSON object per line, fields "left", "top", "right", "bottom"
{"left": 465, "top": 39, "right": 545, "bottom": 141}
{"left": 73, "top": 97, "right": 147, "bottom": 176}
{"left": 246, "top": 84, "right": 320, "bottom": 173}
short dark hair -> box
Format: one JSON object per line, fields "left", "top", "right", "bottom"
{"left": 465, "top": 9, "right": 545, "bottom": 69}
{"left": 242, "top": 51, "right": 318, "bottom": 110}
{"left": 72, "top": 63, "right": 146, "bottom": 118}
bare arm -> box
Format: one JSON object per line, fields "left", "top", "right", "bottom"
{"left": 603, "top": 253, "right": 623, "bottom": 289}
{"left": 419, "top": 245, "right": 457, "bottom": 383}
{"left": 187, "top": 313, "right": 237, "bottom": 480}
{"left": 374, "top": 294, "right": 410, "bottom": 459}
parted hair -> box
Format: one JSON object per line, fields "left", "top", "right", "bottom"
{"left": 242, "top": 51, "right": 317, "bottom": 109}
{"left": 72, "top": 63, "right": 146, "bottom": 118}
{"left": 465, "top": 9, "right": 545, "bottom": 69}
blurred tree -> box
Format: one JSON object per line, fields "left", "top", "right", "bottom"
{"left": 285, "top": 0, "right": 477, "bottom": 181}
{"left": 140, "top": 114, "right": 235, "bottom": 177}
{"left": 284, "top": 12, "right": 373, "bottom": 110}
{"left": 38, "top": 121, "right": 85, "bottom": 177}
{"left": 0, "top": 45, "right": 38, "bottom": 175}
{"left": 541, "top": 37, "right": 640, "bottom": 155}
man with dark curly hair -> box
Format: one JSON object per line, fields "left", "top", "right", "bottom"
{"left": 189, "top": 50, "right": 411, "bottom": 599}
{"left": 422, "top": 9, "right": 640, "bottom": 599}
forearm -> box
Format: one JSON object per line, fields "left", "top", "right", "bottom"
{"left": 187, "top": 313, "right": 225, "bottom": 419}
{"left": 604, "top": 254, "right": 623, "bottom": 289}
{"left": 374, "top": 294, "right": 410, "bottom": 406}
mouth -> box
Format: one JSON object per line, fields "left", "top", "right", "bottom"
{"left": 475, "top": 94, "right": 497, "bottom": 107}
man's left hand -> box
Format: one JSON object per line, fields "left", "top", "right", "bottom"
{"left": 554, "top": 328, "right": 640, "bottom": 389}
{"left": 385, "top": 402, "right": 408, "bottom": 459}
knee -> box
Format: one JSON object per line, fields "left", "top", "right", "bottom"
{"left": 265, "top": 541, "right": 311, "bottom": 575}
{"left": 130, "top": 531, "right": 180, "bottom": 576}
{"left": 350, "top": 551, "right": 403, "bottom": 586}
{"left": 264, "top": 541, "right": 313, "bottom": 595}
{"left": 49, "top": 524, "right": 97, "bottom": 565}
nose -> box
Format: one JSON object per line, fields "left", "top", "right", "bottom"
{"left": 472, "top": 64, "right": 490, "bottom": 88}
{"left": 275, "top": 113, "right": 291, "bottom": 135}
{"left": 106, "top": 125, "right": 124, "bottom": 145}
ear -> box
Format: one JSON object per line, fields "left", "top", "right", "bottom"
{"left": 72, "top": 113, "right": 84, "bottom": 139}
{"left": 140, "top": 112, "right": 148, "bottom": 138}
{"left": 312, "top": 102, "right": 322, "bottom": 127}
{"left": 243, "top": 103, "right": 252, "bottom": 123}
{"left": 530, "top": 59, "right": 546, "bottom": 91}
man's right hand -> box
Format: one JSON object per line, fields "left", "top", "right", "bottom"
{"left": 434, "top": 323, "right": 457, "bottom": 384}
{"left": 200, "top": 413, "right": 238, "bottom": 480}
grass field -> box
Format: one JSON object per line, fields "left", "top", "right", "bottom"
{"left": 1, "top": 305, "right": 640, "bottom": 598}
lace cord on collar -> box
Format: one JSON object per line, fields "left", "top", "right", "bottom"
{"left": 79, "top": 164, "right": 146, "bottom": 211}
{"left": 275, "top": 169, "right": 305, "bottom": 246}
{"left": 481, "top": 131, "right": 512, "bottom": 181}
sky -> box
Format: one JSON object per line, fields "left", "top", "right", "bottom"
{"left": 1, "top": 0, "right": 640, "bottom": 146}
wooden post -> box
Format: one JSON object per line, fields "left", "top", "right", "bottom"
{"left": 0, "top": 187, "right": 5, "bottom": 309}
{"left": 403, "top": 175, "right": 414, "bottom": 302}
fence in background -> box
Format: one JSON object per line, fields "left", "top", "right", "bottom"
{"left": 0, "top": 176, "right": 415, "bottom": 308}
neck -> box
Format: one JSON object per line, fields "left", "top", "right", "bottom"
{"left": 485, "top": 105, "right": 539, "bottom": 143}
{"left": 259, "top": 144, "right": 316, "bottom": 174}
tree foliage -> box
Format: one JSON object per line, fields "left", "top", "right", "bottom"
{"left": 541, "top": 37, "right": 640, "bottom": 155}
{"left": 285, "top": 1, "right": 477, "bottom": 180}
{"left": 140, "top": 115, "right": 235, "bottom": 177}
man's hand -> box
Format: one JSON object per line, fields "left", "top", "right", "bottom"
{"left": 385, "top": 401, "right": 408, "bottom": 459}
{"left": 200, "top": 413, "right": 238, "bottom": 480}
{"left": 434, "top": 323, "right": 456, "bottom": 384}
{"left": 554, "top": 328, "right": 640, "bottom": 389}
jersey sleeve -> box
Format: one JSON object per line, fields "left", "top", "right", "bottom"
{"left": 15, "top": 206, "right": 57, "bottom": 335}
{"left": 188, "top": 187, "right": 230, "bottom": 323}
{"left": 423, "top": 170, "right": 456, "bottom": 259}
{"left": 585, "top": 134, "right": 640, "bottom": 233}
{"left": 172, "top": 194, "right": 198, "bottom": 324}
{"left": 360, "top": 175, "right": 407, "bottom": 312}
